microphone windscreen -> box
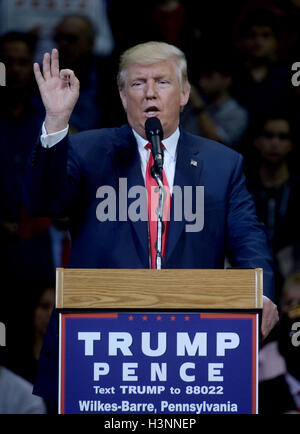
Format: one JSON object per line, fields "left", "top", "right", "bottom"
{"left": 145, "top": 117, "right": 163, "bottom": 141}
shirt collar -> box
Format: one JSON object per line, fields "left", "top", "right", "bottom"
{"left": 132, "top": 127, "right": 180, "bottom": 160}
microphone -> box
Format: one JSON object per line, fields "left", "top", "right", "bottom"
{"left": 145, "top": 117, "right": 164, "bottom": 175}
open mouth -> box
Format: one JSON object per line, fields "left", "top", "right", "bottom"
{"left": 144, "top": 106, "right": 160, "bottom": 117}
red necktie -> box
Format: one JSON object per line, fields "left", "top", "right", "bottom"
{"left": 61, "top": 234, "right": 71, "bottom": 268}
{"left": 145, "top": 142, "right": 171, "bottom": 268}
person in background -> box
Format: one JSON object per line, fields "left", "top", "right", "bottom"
{"left": 0, "top": 31, "right": 49, "bottom": 335}
{"left": 246, "top": 115, "right": 300, "bottom": 304}
{"left": 3, "top": 217, "right": 70, "bottom": 361}
{"left": 108, "top": 0, "right": 202, "bottom": 66}
{"left": 259, "top": 272, "right": 300, "bottom": 414}
{"left": 0, "top": 31, "right": 45, "bottom": 240}
{"left": 7, "top": 217, "right": 71, "bottom": 293}
{"left": 5, "top": 286, "right": 55, "bottom": 385}
{"left": 232, "top": 8, "right": 290, "bottom": 127}
{"left": 3, "top": 286, "right": 55, "bottom": 413}
{"left": 181, "top": 54, "right": 248, "bottom": 149}
{"left": 0, "top": 364, "right": 47, "bottom": 414}
{"left": 0, "top": 0, "right": 114, "bottom": 62}
{"left": 52, "top": 14, "right": 120, "bottom": 131}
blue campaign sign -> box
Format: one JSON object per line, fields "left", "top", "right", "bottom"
{"left": 59, "top": 312, "right": 258, "bottom": 414}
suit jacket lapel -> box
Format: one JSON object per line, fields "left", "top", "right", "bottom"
{"left": 111, "top": 125, "right": 149, "bottom": 266}
{"left": 165, "top": 128, "right": 203, "bottom": 265}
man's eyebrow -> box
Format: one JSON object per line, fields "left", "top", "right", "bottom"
{"left": 129, "top": 73, "right": 172, "bottom": 81}
{"left": 154, "top": 74, "right": 171, "bottom": 81}
{"left": 130, "top": 75, "right": 146, "bottom": 81}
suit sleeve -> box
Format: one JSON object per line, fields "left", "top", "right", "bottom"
{"left": 225, "top": 153, "right": 275, "bottom": 301}
{"left": 22, "top": 134, "right": 83, "bottom": 218}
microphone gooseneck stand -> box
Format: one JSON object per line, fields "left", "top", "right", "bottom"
{"left": 150, "top": 166, "right": 167, "bottom": 270}
{"left": 145, "top": 117, "right": 166, "bottom": 270}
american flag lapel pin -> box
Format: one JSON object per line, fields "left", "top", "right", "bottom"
{"left": 190, "top": 159, "right": 198, "bottom": 167}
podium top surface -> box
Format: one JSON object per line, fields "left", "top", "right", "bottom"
{"left": 56, "top": 268, "right": 263, "bottom": 310}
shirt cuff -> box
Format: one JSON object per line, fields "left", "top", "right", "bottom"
{"left": 40, "top": 122, "right": 69, "bottom": 148}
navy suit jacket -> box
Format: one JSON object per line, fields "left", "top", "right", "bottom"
{"left": 23, "top": 124, "right": 274, "bottom": 404}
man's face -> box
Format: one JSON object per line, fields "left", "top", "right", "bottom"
{"left": 54, "top": 17, "right": 93, "bottom": 66}
{"left": 243, "top": 25, "right": 277, "bottom": 59}
{"left": 199, "top": 71, "right": 231, "bottom": 100}
{"left": 254, "top": 119, "right": 292, "bottom": 166}
{"left": 34, "top": 288, "right": 55, "bottom": 336}
{"left": 1, "top": 41, "right": 33, "bottom": 90}
{"left": 119, "top": 60, "right": 190, "bottom": 139}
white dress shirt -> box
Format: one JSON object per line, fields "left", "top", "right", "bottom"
{"left": 132, "top": 128, "right": 179, "bottom": 193}
{"left": 40, "top": 123, "right": 180, "bottom": 192}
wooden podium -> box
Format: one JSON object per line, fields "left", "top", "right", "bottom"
{"left": 56, "top": 268, "right": 263, "bottom": 415}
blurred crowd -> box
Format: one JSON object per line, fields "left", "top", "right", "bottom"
{"left": 0, "top": 0, "right": 299, "bottom": 414}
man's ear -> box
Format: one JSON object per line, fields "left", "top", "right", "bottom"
{"left": 180, "top": 84, "right": 190, "bottom": 109}
{"left": 119, "top": 89, "right": 127, "bottom": 112}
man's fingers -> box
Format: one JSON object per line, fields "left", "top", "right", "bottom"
{"left": 60, "top": 69, "right": 73, "bottom": 81}
{"left": 60, "top": 69, "right": 79, "bottom": 90}
{"left": 261, "top": 296, "right": 279, "bottom": 339}
{"left": 33, "top": 62, "right": 45, "bottom": 86}
{"left": 69, "top": 72, "right": 80, "bottom": 91}
{"left": 42, "top": 52, "right": 52, "bottom": 79}
{"left": 50, "top": 48, "right": 60, "bottom": 78}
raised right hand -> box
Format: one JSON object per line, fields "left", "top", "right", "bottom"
{"left": 33, "top": 48, "right": 80, "bottom": 134}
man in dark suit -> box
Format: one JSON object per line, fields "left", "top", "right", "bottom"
{"left": 23, "top": 41, "right": 278, "bottom": 405}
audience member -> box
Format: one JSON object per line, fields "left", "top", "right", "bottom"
{"left": 3, "top": 286, "right": 55, "bottom": 413}
{"left": 108, "top": 0, "right": 202, "bottom": 65}
{"left": 145, "top": 0, "right": 202, "bottom": 63}
{"left": 0, "top": 31, "right": 45, "bottom": 229}
{"left": 279, "top": 272, "right": 300, "bottom": 378}
{"left": 0, "top": 31, "right": 49, "bottom": 288}
{"left": 0, "top": 31, "right": 50, "bottom": 341}
{"left": 52, "top": 14, "right": 122, "bottom": 131}
{"left": 0, "top": 364, "right": 47, "bottom": 414}
{"left": 181, "top": 54, "right": 248, "bottom": 149}
{"left": 5, "top": 286, "right": 55, "bottom": 385}
{"left": 3, "top": 217, "right": 70, "bottom": 352}
{"left": 259, "top": 272, "right": 300, "bottom": 413}
{"left": 232, "top": 8, "right": 290, "bottom": 127}
{"left": 246, "top": 115, "right": 300, "bottom": 303}
{"left": 7, "top": 217, "right": 71, "bottom": 292}
{"left": 269, "top": 0, "right": 300, "bottom": 62}
{"left": 0, "top": 0, "right": 114, "bottom": 62}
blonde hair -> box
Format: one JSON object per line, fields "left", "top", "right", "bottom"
{"left": 117, "top": 41, "right": 190, "bottom": 91}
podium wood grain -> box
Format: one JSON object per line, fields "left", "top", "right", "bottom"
{"left": 56, "top": 268, "right": 263, "bottom": 310}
